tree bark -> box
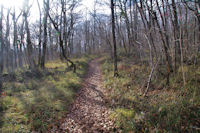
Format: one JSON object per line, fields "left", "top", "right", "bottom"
{"left": 19, "top": 21, "right": 24, "bottom": 68}
{"left": 24, "top": 11, "right": 36, "bottom": 69}
{"left": 41, "top": 0, "right": 49, "bottom": 68}
{"left": 37, "top": 0, "right": 42, "bottom": 66}
{"left": 5, "top": 9, "right": 11, "bottom": 72}
{"left": 0, "top": 6, "right": 4, "bottom": 74}
{"left": 171, "top": 0, "right": 180, "bottom": 73}
{"left": 111, "top": 0, "right": 118, "bottom": 77}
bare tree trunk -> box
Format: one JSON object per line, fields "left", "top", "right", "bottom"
{"left": 136, "top": 0, "right": 157, "bottom": 60}
{"left": 12, "top": 9, "right": 21, "bottom": 69}
{"left": 118, "top": 1, "right": 132, "bottom": 54}
{"left": 41, "top": 0, "right": 49, "bottom": 68}
{"left": 178, "top": 7, "right": 186, "bottom": 86}
{"left": 5, "top": 9, "right": 11, "bottom": 73}
{"left": 70, "top": 30, "right": 74, "bottom": 54}
{"left": 134, "top": 3, "right": 138, "bottom": 41}
{"left": 24, "top": 11, "right": 36, "bottom": 69}
{"left": 48, "top": 23, "right": 53, "bottom": 60}
{"left": 0, "top": 6, "right": 4, "bottom": 74}
{"left": 13, "top": 10, "right": 18, "bottom": 69}
{"left": 180, "top": 26, "right": 186, "bottom": 86}
{"left": 143, "top": 59, "right": 159, "bottom": 97}
{"left": 155, "top": 0, "right": 172, "bottom": 85}
{"left": 115, "top": 6, "right": 127, "bottom": 54}
{"left": 111, "top": 0, "right": 118, "bottom": 77}
{"left": 19, "top": 21, "right": 24, "bottom": 68}
{"left": 69, "top": 9, "right": 74, "bottom": 55}
{"left": 37, "top": 0, "right": 42, "bottom": 66}
{"left": 171, "top": 0, "right": 180, "bottom": 73}
{"left": 143, "top": 33, "right": 160, "bottom": 97}
{"left": 92, "top": 1, "right": 97, "bottom": 53}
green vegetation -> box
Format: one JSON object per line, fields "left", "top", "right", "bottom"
{"left": 0, "top": 55, "right": 92, "bottom": 132}
{"left": 100, "top": 54, "right": 200, "bottom": 132}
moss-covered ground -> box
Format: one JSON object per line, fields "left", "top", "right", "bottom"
{"left": 0, "top": 55, "right": 93, "bottom": 132}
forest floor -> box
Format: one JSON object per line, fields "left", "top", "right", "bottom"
{"left": 100, "top": 54, "right": 200, "bottom": 132}
{"left": 1, "top": 55, "right": 199, "bottom": 132}
{"left": 0, "top": 56, "right": 93, "bottom": 132}
{"left": 51, "top": 58, "right": 115, "bottom": 133}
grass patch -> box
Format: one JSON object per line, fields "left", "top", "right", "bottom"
{"left": 0, "top": 55, "right": 92, "bottom": 132}
{"left": 100, "top": 54, "right": 200, "bottom": 132}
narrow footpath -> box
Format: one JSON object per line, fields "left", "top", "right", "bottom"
{"left": 51, "top": 59, "right": 115, "bottom": 133}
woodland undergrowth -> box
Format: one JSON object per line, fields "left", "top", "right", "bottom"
{"left": 0, "top": 55, "right": 93, "bottom": 132}
{"left": 100, "top": 52, "right": 200, "bottom": 132}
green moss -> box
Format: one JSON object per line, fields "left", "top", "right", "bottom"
{"left": 115, "top": 108, "right": 134, "bottom": 118}
{"left": 0, "top": 55, "right": 92, "bottom": 132}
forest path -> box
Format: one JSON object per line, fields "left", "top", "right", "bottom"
{"left": 51, "top": 58, "right": 115, "bottom": 133}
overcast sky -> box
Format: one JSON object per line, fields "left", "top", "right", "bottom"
{"left": 0, "top": 0, "right": 109, "bottom": 22}
{"left": 0, "top": 0, "right": 94, "bottom": 9}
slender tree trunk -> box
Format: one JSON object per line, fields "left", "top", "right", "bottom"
{"left": 136, "top": 0, "right": 157, "bottom": 61}
{"left": 0, "top": 6, "right": 4, "bottom": 74}
{"left": 180, "top": 26, "right": 186, "bottom": 86}
{"left": 178, "top": 7, "right": 186, "bottom": 86}
{"left": 48, "top": 23, "right": 53, "bottom": 60}
{"left": 37, "top": 0, "right": 42, "bottom": 66}
{"left": 41, "top": 0, "right": 49, "bottom": 68}
{"left": 111, "top": 0, "right": 118, "bottom": 77}
{"left": 19, "top": 25, "right": 23, "bottom": 68}
{"left": 12, "top": 9, "right": 18, "bottom": 69}
{"left": 5, "top": 9, "right": 11, "bottom": 73}
{"left": 24, "top": 12, "right": 35, "bottom": 69}
{"left": 171, "top": 0, "right": 180, "bottom": 73}
{"left": 155, "top": 0, "right": 172, "bottom": 85}
{"left": 115, "top": 8, "right": 127, "bottom": 54}
{"left": 134, "top": 3, "right": 138, "bottom": 41}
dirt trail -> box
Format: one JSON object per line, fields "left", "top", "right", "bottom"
{"left": 51, "top": 59, "right": 115, "bottom": 133}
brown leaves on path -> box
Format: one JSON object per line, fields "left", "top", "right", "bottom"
{"left": 50, "top": 59, "right": 115, "bottom": 133}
